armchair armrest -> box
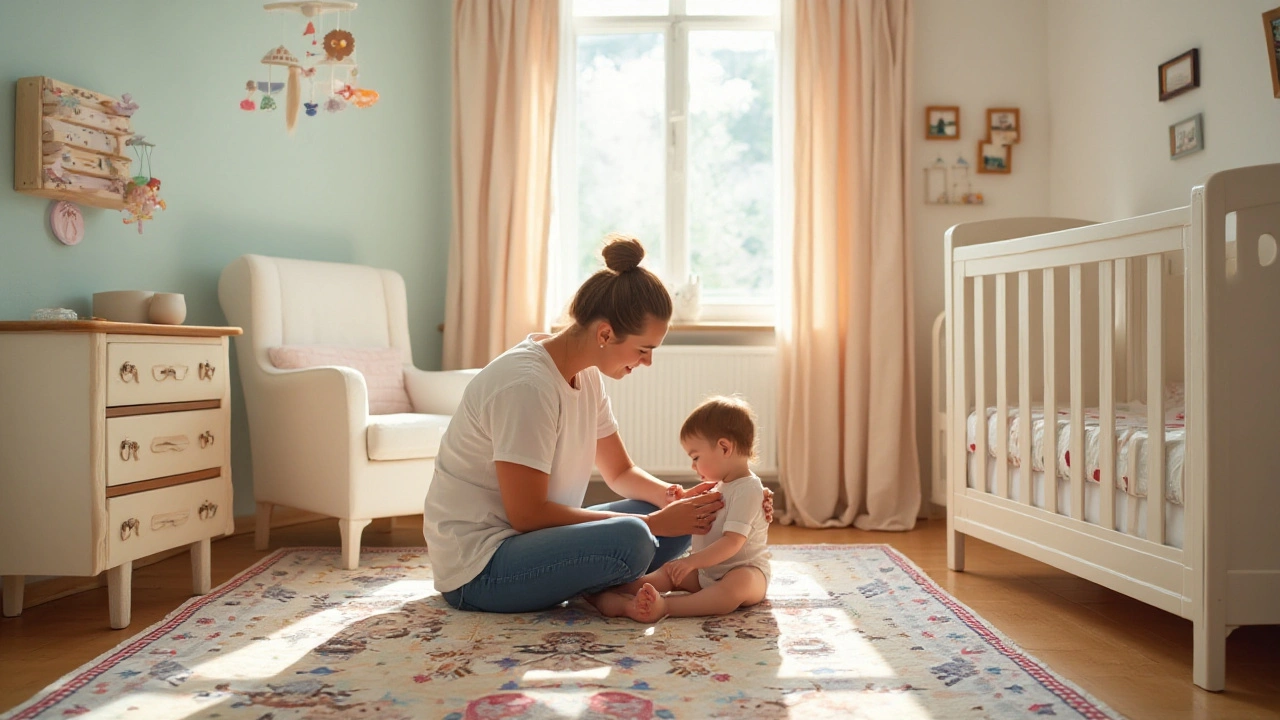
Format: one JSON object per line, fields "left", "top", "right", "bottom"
{"left": 404, "top": 367, "right": 479, "bottom": 415}
{"left": 258, "top": 363, "right": 370, "bottom": 435}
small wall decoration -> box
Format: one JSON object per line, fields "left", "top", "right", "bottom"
{"left": 1158, "top": 48, "right": 1200, "bottom": 101}
{"left": 986, "top": 107, "right": 1020, "bottom": 145}
{"left": 243, "top": 1, "right": 379, "bottom": 133}
{"left": 924, "top": 157, "right": 948, "bottom": 203}
{"left": 1264, "top": 6, "right": 1280, "bottom": 99}
{"left": 1169, "top": 113, "right": 1204, "bottom": 159}
{"left": 923, "top": 156, "right": 983, "bottom": 205}
{"left": 950, "top": 157, "right": 981, "bottom": 204}
{"left": 49, "top": 201, "right": 84, "bottom": 246}
{"left": 977, "top": 141, "right": 1011, "bottom": 174}
{"left": 925, "top": 106, "right": 960, "bottom": 140}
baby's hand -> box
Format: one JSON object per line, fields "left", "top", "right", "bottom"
{"left": 665, "top": 484, "right": 684, "bottom": 503}
{"left": 664, "top": 558, "right": 696, "bottom": 586}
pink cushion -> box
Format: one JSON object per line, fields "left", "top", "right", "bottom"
{"left": 268, "top": 345, "right": 414, "bottom": 415}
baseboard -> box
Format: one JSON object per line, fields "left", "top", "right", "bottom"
{"left": 18, "top": 506, "right": 333, "bottom": 612}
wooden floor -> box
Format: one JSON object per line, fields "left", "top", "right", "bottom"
{"left": 2, "top": 518, "right": 1277, "bottom": 719}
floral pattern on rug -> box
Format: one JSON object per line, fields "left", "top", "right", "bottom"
{"left": 2, "top": 545, "right": 1124, "bottom": 719}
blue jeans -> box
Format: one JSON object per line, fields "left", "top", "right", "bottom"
{"left": 441, "top": 500, "right": 690, "bottom": 613}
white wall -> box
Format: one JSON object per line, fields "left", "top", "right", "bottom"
{"left": 1047, "top": 0, "right": 1280, "bottom": 220}
{"left": 911, "top": 0, "right": 1052, "bottom": 511}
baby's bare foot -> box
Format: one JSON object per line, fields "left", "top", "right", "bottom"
{"left": 623, "top": 583, "right": 667, "bottom": 623}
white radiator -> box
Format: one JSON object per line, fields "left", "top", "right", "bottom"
{"left": 602, "top": 345, "right": 778, "bottom": 477}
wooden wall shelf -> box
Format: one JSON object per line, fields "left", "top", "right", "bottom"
{"left": 13, "top": 77, "right": 135, "bottom": 211}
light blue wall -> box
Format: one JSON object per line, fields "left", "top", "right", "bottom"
{"left": 0, "top": 0, "right": 452, "bottom": 516}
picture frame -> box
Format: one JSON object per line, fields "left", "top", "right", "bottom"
{"left": 985, "top": 107, "right": 1020, "bottom": 145}
{"left": 1158, "top": 48, "right": 1200, "bottom": 101}
{"left": 1264, "top": 6, "right": 1280, "bottom": 99}
{"left": 1169, "top": 113, "right": 1204, "bottom": 159}
{"left": 925, "top": 106, "right": 960, "bottom": 140}
{"left": 976, "top": 141, "right": 1011, "bottom": 174}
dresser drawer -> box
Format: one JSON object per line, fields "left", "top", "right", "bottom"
{"left": 107, "top": 477, "right": 230, "bottom": 567}
{"left": 106, "top": 342, "right": 225, "bottom": 407}
{"left": 106, "top": 408, "right": 224, "bottom": 487}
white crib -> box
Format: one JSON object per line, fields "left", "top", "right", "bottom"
{"left": 940, "top": 163, "right": 1280, "bottom": 691}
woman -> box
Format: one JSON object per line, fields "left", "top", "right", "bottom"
{"left": 424, "top": 234, "right": 772, "bottom": 613}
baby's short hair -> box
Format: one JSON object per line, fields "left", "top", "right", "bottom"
{"left": 679, "top": 395, "right": 757, "bottom": 460}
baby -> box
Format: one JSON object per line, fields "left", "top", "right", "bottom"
{"left": 593, "top": 396, "right": 771, "bottom": 622}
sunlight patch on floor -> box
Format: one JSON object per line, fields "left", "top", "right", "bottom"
{"left": 770, "top": 560, "right": 897, "bottom": 679}
{"left": 191, "top": 579, "right": 434, "bottom": 681}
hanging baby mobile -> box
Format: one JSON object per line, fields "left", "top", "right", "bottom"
{"left": 240, "top": 1, "right": 379, "bottom": 133}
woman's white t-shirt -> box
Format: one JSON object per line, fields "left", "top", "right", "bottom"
{"left": 423, "top": 335, "right": 618, "bottom": 592}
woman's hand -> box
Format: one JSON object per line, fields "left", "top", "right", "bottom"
{"left": 645, "top": 490, "right": 723, "bottom": 536}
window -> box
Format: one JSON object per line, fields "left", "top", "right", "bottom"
{"left": 551, "top": 0, "right": 786, "bottom": 325}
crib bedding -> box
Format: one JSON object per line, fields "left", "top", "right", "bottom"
{"left": 964, "top": 387, "right": 1186, "bottom": 506}
{"left": 966, "top": 453, "right": 1185, "bottom": 548}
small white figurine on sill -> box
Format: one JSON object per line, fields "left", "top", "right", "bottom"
{"left": 673, "top": 275, "right": 701, "bottom": 323}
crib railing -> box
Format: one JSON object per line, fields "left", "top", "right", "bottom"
{"left": 947, "top": 208, "right": 1188, "bottom": 546}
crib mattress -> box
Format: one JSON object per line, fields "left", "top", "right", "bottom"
{"left": 964, "top": 386, "right": 1186, "bottom": 506}
{"left": 965, "top": 453, "right": 1185, "bottom": 549}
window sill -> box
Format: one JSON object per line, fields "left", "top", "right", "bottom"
{"left": 668, "top": 321, "right": 774, "bottom": 333}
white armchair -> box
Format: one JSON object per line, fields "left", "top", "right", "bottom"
{"left": 218, "top": 254, "right": 475, "bottom": 568}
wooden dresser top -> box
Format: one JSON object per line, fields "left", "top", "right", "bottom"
{"left": 0, "top": 321, "right": 242, "bottom": 337}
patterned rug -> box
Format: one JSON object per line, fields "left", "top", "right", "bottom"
{"left": 3, "top": 545, "right": 1124, "bottom": 719}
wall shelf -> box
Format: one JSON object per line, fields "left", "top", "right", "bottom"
{"left": 13, "top": 77, "right": 134, "bottom": 211}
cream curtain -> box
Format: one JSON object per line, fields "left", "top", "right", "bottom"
{"left": 444, "top": 0, "right": 559, "bottom": 369}
{"left": 778, "top": 0, "right": 920, "bottom": 530}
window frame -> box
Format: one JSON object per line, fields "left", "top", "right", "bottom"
{"left": 551, "top": 0, "right": 788, "bottom": 326}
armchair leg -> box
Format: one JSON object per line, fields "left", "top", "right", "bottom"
{"left": 255, "top": 502, "right": 273, "bottom": 551}
{"left": 338, "top": 518, "right": 372, "bottom": 570}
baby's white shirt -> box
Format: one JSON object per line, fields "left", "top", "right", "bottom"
{"left": 690, "top": 474, "right": 771, "bottom": 584}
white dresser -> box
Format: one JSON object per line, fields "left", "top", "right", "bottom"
{"left": 0, "top": 321, "right": 240, "bottom": 628}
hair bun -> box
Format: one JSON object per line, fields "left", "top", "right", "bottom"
{"left": 601, "top": 233, "right": 645, "bottom": 273}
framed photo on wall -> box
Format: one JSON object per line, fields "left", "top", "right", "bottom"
{"left": 976, "top": 141, "right": 1011, "bottom": 174}
{"left": 986, "top": 107, "right": 1020, "bottom": 145}
{"left": 1158, "top": 48, "right": 1200, "bottom": 101}
{"left": 925, "top": 106, "right": 960, "bottom": 140}
{"left": 1169, "top": 113, "right": 1204, "bottom": 159}
{"left": 1264, "top": 6, "right": 1280, "bottom": 99}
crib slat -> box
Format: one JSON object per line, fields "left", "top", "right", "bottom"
{"left": 950, "top": 265, "right": 969, "bottom": 568}
{"left": 1042, "top": 268, "right": 1057, "bottom": 514}
{"left": 1018, "top": 271, "right": 1032, "bottom": 505}
{"left": 1099, "top": 261, "right": 1117, "bottom": 531}
{"left": 1114, "top": 258, "right": 1129, "bottom": 402}
{"left": 974, "top": 276, "right": 988, "bottom": 494}
{"left": 1069, "top": 264, "right": 1085, "bottom": 521}
{"left": 995, "top": 274, "right": 1009, "bottom": 499}
{"left": 1147, "top": 256, "right": 1165, "bottom": 545}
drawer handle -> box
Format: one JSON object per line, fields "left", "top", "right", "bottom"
{"left": 198, "top": 501, "right": 218, "bottom": 520}
{"left": 152, "top": 511, "right": 189, "bottom": 530}
{"left": 119, "top": 440, "right": 140, "bottom": 461}
{"left": 199, "top": 431, "right": 215, "bottom": 449}
{"left": 198, "top": 362, "right": 217, "bottom": 381}
{"left": 151, "top": 435, "right": 189, "bottom": 453}
{"left": 120, "top": 518, "right": 140, "bottom": 541}
{"left": 152, "top": 364, "right": 189, "bottom": 382}
{"left": 119, "top": 362, "right": 139, "bottom": 383}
